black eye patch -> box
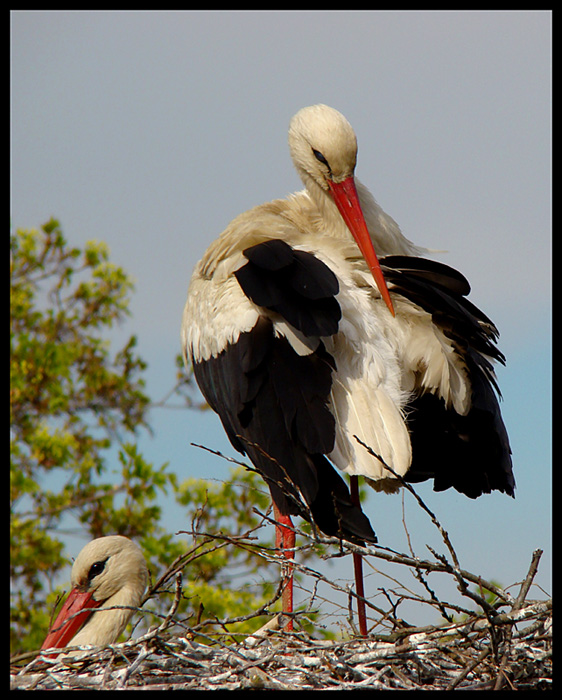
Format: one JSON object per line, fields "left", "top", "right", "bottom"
{"left": 88, "top": 557, "right": 108, "bottom": 582}
{"left": 312, "top": 148, "right": 331, "bottom": 170}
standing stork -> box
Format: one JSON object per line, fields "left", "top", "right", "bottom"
{"left": 181, "top": 104, "right": 514, "bottom": 635}
{"left": 41, "top": 536, "right": 148, "bottom": 655}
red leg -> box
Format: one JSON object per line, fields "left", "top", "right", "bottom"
{"left": 273, "top": 503, "right": 295, "bottom": 632}
{"left": 349, "top": 475, "right": 368, "bottom": 637}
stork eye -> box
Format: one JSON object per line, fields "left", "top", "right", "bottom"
{"left": 88, "top": 558, "right": 108, "bottom": 581}
{"left": 312, "top": 148, "right": 330, "bottom": 170}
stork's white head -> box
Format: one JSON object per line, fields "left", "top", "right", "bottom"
{"left": 41, "top": 536, "right": 149, "bottom": 654}
{"left": 288, "top": 104, "right": 358, "bottom": 189}
{"left": 288, "top": 105, "right": 395, "bottom": 315}
{"left": 70, "top": 535, "right": 148, "bottom": 604}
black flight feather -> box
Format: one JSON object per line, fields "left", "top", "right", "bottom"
{"left": 193, "top": 315, "right": 377, "bottom": 545}
{"left": 380, "top": 256, "right": 514, "bottom": 498}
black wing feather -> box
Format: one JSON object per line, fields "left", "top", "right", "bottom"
{"left": 382, "top": 255, "right": 471, "bottom": 296}
{"left": 235, "top": 239, "right": 341, "bottom": 337}
{"left": 192, "top": 241, "right": 514, "bottom": 549}
{"left": 381, "top": 255, "right": 515, "bottom": 497}
{"left": 195, "top": 240, "right": 376, "bottom": 544}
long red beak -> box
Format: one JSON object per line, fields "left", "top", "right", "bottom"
{"left": 328, "top": 177, "right": 395, "bottom": 316}
{"left": 41, "top": 588, "right": 101, "bottom": 655}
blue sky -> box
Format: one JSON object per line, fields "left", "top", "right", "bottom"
{"left": 12, "top": 11, "right": 551, "bottom": 627}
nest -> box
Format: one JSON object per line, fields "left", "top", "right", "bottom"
{"left": 10, "top": 544, "right": 551, "bottom": 690}
{"left": 11, "top": 455, "right": 552, "bottom": 690}
{"left": 10, "top": 600, "right": 552, "bottom": 690}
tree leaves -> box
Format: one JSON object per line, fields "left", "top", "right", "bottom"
{"left": 10, "top": 220, "right": 310, "bottom": 655}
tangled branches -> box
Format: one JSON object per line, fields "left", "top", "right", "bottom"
{"left": 10, "top": 450, "right": 551, "bottom": 690}
{"left": 9, "top": 553, "right": 552, "bottom": 690}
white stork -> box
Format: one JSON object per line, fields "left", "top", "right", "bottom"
{"left": 181, "top": 104, "right": 514, "bottom": 635}
{"left": 41, "top": 536, "right": 148, "bottom": 655}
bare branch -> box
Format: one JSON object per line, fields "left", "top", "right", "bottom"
{"left": 12, "top": 446, "right": 550, "bottom": 690}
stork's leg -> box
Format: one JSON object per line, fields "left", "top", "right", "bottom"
{"left": 273, "top": 503, "right": 295, "bottom": 632}
{"left": 349, "top": 475, "right": 368, "bottom": 637}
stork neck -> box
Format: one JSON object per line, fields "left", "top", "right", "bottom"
{"left": 354, "top": 178, "right": 425, "bottom": 257}
{"left": 302, "top": 173, "right": 351, "bottom": 239}
{"left": 70, "top": 582, "right": 141, "bottom": 647}
{"left": 302, "top": 171, "right": 421, "bottom": 257}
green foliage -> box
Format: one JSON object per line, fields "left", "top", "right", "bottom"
{"left": 11, "top": 220, "right": 160, "bottom": 653}
{"left": 11, "top": 220, "right": 299, "bottom": 656}
{"left": 174, "top": 467, "right": 276, "bottom": 630}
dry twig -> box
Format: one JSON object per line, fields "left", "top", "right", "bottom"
{"left": 11, "top": 446, "right": 551, "bottom": 690}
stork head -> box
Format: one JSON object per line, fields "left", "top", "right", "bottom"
{"left": 69, "top": 535, "right": 148, "bottom": 603}
{"left": 288, "top": 105, "right": 395, "bottom": 316}
{"left": 41, "top": 536, "right": 148, "bottom": 654}
{"left": 289, "top": 104, "right": 358, "bottom": 188}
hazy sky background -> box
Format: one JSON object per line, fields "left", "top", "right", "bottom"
{"left": 12, "top": 11, "right": 551, "bottom": 629}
